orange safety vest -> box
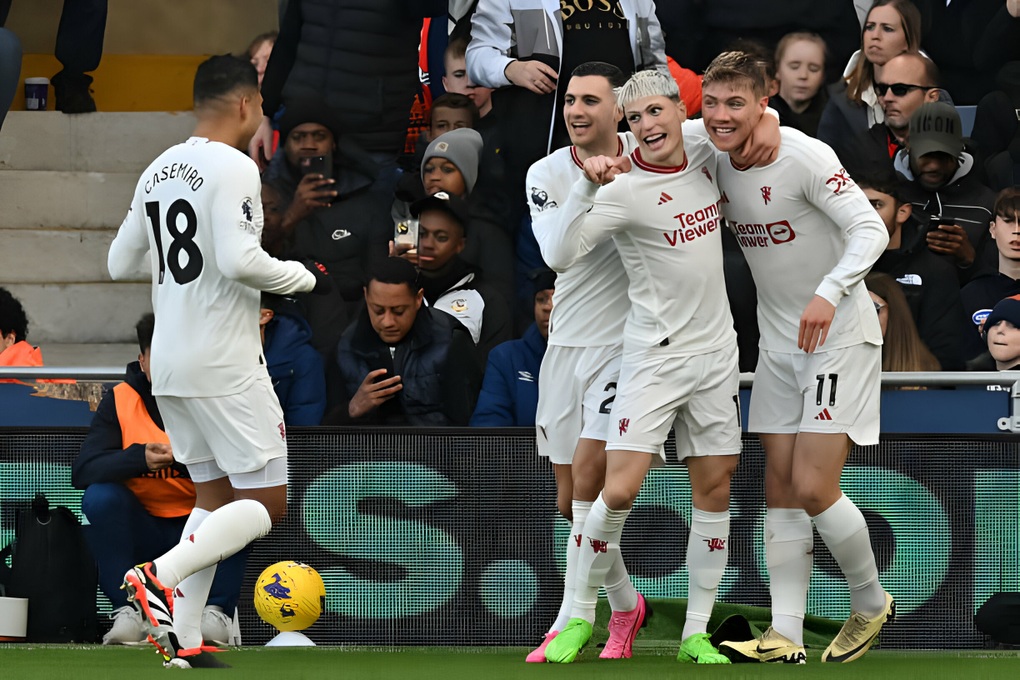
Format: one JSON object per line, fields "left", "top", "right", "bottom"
{"left": 0, "top": 340, "right": 74, "bottom": 384}
{"left": 113, "top": 383, "right": 196, "bottom": 518}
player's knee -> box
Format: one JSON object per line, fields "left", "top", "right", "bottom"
{"left": 601, "top": 482, "right": 639, "bottom": 511}
{"left": 789, "top": 476, "right": 831, "bottom": 515}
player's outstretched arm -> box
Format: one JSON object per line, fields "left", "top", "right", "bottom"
{"left": 527, "top": 155, "right": 612, "bottom": 273}
{"left": 213, "top": 166, "right": 318, "bottom": 295}
{"left": 540, "top": 166, "right": 627, "bottom": 271}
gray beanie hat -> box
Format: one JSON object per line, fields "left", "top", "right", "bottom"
{"left": 421, "top": 128, "right": 483, "bottom": 195}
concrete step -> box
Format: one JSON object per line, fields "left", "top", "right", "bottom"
{"left": 40, "top": 343, "right": 139, "bottom": 370}
{"left": 3, "top": 282, "right": 152, "bottom": 344}
{"left": 0, "top": 170, "right": 136, "bottom": 229}
{"left": 0, "top": 111, "right": 196, "bottom": 173}
{"left": 0, "top": 228, "right": 128, "bottom": 283}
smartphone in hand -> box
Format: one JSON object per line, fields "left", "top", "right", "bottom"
{"left": 299, "top": 153, "right": 333, "bottom": 180}
{"left": 394, "top": 217, "right": 419, "bottom": 249}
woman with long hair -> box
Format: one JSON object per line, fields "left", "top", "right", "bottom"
{"left": 865, "top": 272, "right": 941, "bottom": 373}
{"left": 818, "top": 0, "right": 921, "bottom": 151}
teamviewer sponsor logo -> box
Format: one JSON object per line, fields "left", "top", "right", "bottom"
{"left": 732, "top": 220, "right": 796, "bottom": 247}
{"left": 767, "top": 220, "right": 795, "bottom": 244}
{"left": 663, "top": 202, "right": 721, "bottom": 246}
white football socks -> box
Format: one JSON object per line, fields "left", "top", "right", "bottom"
{"left": 552, "top": 500, "right": 592, "bottom": 632}
{"left": 811, "top": 493, "right": 886, "bottom": 616}
{"left": 571, "top": 493, "right": 630, "bottom": 625}
{"left": 604, "top": 546, "right": 639, "bottom": 614}
{"left": 682, "top": 508, "right": 730, "bottom": 640}
{"left": 765, "top": 508, "right": 813, "bottom": 645}
{"left": 169, "top": 508, "right": 215, "bottom": 649}
{"left": 154, "top": 499, "right": 272, "bottom": 590}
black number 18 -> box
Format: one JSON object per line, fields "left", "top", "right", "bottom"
{"left": 144, "top": 199, "right": 203, "bottom": 285}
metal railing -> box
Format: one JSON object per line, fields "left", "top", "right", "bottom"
{"left": 3, "top": 368, "right": 1020, "bottom": 432}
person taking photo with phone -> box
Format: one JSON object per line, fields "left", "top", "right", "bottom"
{"left": 262, "top": 98, "right": 393, "bottom": 312}
{"left": 893, "top": 102, "right": 998, "bottom": 285}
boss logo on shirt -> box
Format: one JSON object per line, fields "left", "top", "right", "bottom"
{"left": 560, "top": 0, "right": 625, "bottom": 22}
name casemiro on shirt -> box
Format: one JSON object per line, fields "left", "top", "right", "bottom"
{"left": 144, "top": 162, "right": 206, "bottom": 194}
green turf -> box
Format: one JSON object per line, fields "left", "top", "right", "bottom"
{"left": 1, "top": 645, "right": 1020, "bottom": 680}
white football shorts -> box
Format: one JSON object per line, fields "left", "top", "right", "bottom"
{"left": 156, "top": 375, "right": 288, "bottom": 485}
{"left": 606, "top": 343, "right": 742, "bottom": 461}
{"left": 749, "top": 343, "right": 881, "bottom": 446}
{"left": 536, "top": 343, "right": 622, "bottom": 464}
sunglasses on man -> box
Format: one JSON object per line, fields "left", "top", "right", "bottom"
{"left": 873, "top": 82, "right": 936, "bottom": 97}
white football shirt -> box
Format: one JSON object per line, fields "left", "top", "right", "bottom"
{"left": 108, "top": 137, "right": 316, "bottom": 397}
{"left": 527, "top": 134, "right": 635, "bottom": 348}
{"left": 717, "top": 128, "right": 888, "bottom": 353}
{"left": 543, "top": 132, "right": 736, "bottom": 354}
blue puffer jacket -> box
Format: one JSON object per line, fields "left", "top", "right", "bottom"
{"left": 264, "top": 310, "right": 327, "bottom": 426}
{"left": 470, "top": 323, "right": 546, "bottom": 427}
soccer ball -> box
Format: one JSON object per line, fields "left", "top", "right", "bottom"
{"left": 253, "top": 561, "right": 326, "bottom": 632}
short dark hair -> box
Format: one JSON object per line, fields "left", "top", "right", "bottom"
{"left": 193, "top": 54, "right": 258, "bottom": 106}
{"left": 135, "top": 313, "right": 155, "bottom": 354}
{"left": 429, "top": 93, "right": 480, "bottom": 128}
{"left": 995, "top": 186, "right": 1020, "bottom": 221}
{"left": 854, "top": 171, "right": 903, "bottom": 203}
{"left": 0, "top": 287, "right": 28, "bottom": 342}
{"left": 366, "top": 257, "right": 421, "bottom": 295}
{"left": 703, "top": 50, "right": 770, "bottom": 99}
{"left": 571, "top": 61, "right": 628, "bottom": 89}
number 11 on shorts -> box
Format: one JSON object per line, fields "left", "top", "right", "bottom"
{"left": 815, "top": 373, "right": 838, "bottom": 407}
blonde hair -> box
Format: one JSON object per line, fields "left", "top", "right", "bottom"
{"left": 703, "top": 51, "right": 770, "bottom": 99}
{"left": 616, "top": 69, "right": 680, "bottom": 109}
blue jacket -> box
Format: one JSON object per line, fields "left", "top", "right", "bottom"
{"left": 470, "top": 323, "right": 546, "bottom": 427}
{"left": 264, "top": 310, "right": 327, "bottom": 426}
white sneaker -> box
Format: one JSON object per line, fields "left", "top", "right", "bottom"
{"left": 103, "top": 606, "right": 146, "bottom": 645}
{"left": 201, "top": 605, "right": 233, "bottom": 647}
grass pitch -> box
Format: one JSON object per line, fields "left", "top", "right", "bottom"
{"left": 1, "top": 645, "right": 1019, "bottom": 680}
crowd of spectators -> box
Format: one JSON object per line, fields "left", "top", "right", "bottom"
{"left": 6, "top": 1, "right": 1020, "bottom": 425}
{"left": 233, "top": 0, "right": 1020, "bottom": 419}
